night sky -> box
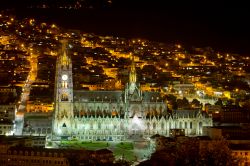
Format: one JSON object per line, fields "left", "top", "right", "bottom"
{"left": 1, "top": 0, "right": 250, "bottom": 54}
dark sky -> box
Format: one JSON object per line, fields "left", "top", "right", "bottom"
{"left": 112, "top": 1, "right": 250, "bottom": 54}
{"left": 1, "top": 0, "right": 250, "bottom": 54}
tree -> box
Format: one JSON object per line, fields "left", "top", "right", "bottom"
{"left": 215, "top": 98, "right": 223, "bottom": 106}
{"left": 164, "top": 94, "right": 178, "bottom": 111}
{"left": 114, "top": 159, "right": 132, "bottom": 166}
{"left": 175, "top": 138, "right": 200, "bottom": 166}
{"left": 199, "top": 139, "right": 240, "bottom": 166}
{"left": 182, "top": 97, "right": 189, "bottom": 106}
{"left": 142, "top": 65, "right": 157, "bottom": 75}
{"left": 140, "top": 137, "right": 241, "bottom": 166}
{"left": 191, "top": 99, "right": 201, "bottom": 108}
{"left": 139, "top": 149, "right": 176, "bottom": 166}
{"left": 177, "top": 97, "right": 190, "bottom": 109}
{"left": 165, "top": 94, "right": 177, "bottom": 102}
{"left": 242, "top": 99, "right": 250, "bottom": 111}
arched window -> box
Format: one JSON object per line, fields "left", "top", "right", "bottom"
{"left": 147, "top": 122, "right": 150, "bottom": 129}
{"left": 98, "top": 122, "right": 101, "bottom": 129}
{"left": 120, "top": 123, "right": 124, "bottom": 130}
{"left": 190, "top": 122, "right": 192, "bottom": 129}
{"left": 153, "top": 123, "right": 156, "bottom": 129}
{"left": 90, "top": 123, "right": 93, "bottom": 130}
{"left": 169, "top": 122, "right": 171, "bottom": 129}
{"left": 62, "top": 81, "right": 68, "bottom": 88}
{"left": 199, "top": 122, "right": 202, "bottom": 129}
{"left": 161, "top": 122, "right": 164, "bottom": 130}
{"left": 62, "top": 123, "right": 67, "bottom": 127}
{"left": 179, "top": 122, "right": 183, "bottom": 128}
{"left": 42, "top": 128, "right": 46, "bottom": 134}
{"left": 61, "top": 93, "right": 68, "bottom": 101}
{"left": 185, "top": 122, "right": 187, "bottom": 128}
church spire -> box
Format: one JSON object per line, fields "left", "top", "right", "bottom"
{"left": 61, "top": 40, "right": 70, "bottom": 67}
{"left": 127, "top": 54, "right": 141, "bottom": 99}
{"left": 129, "top": 54, "right": 137, "bottom": 84}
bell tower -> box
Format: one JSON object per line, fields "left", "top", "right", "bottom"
{"left": 129, "top": 55, "right": 137, "bottom": 94}
{"left": 53, "top": 40, "right": 73, "bottom": 136}
{"left": 125, "top": 55, "right": 142, "bottom": 102}
{"left": 124, "top": 55, "right": 143, "bottom": 119}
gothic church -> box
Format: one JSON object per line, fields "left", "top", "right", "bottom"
{"left": 52, "top": 42, "right": 212, "bottom": 141}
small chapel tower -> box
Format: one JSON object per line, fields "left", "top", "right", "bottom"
{"left": 124, "top": 55, "right": 143, "bottom": 119}
{"left": 125, "top": 55, "right": 142, "bottom": 102}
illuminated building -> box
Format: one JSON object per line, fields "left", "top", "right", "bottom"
{"left": 52, "top": 42, "right": 212, "bottom": 141}
{"left": 26, "top": 101, "right": 53, "bottom": 113}
{"left": 0, "top": 119, "right": 13, "bottom": 135}
{"left": 0, "top": 147, "right": 69, "bottom": 166}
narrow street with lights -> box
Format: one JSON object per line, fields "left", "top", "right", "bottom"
{"left": 14, "top": 48, "right": 38, "bottom": 135}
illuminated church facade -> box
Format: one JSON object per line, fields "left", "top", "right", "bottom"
{"left": 52, "top": 43, "right": 212, "bottom": 141}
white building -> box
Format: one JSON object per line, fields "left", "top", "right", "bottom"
{"left": 52, "top": 42, "right": 212, "bottom": 141}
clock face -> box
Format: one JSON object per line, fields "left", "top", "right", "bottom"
{"left": 62, "top": 74, "right": 68, "bottom": 81}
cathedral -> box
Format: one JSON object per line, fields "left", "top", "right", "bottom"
{"left": 52, "top": 42, "right": 212, "bottom": 141}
